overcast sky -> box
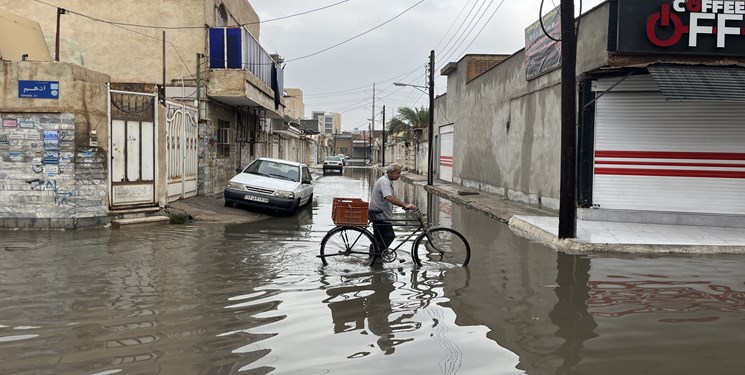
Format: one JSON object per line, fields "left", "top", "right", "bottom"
{"left": 250, "top": 0, "right": 605, "bottom": 132}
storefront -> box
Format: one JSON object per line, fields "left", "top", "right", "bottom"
{"left": 577, "top": 0, "right": 745, "bottom": 227}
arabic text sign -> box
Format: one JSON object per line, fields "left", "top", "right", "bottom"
{"left": 18, "top": 80, "right": 60, "bottom": 99}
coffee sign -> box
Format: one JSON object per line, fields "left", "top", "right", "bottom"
{"left": 613, "top": 0, "right": 745, "bottom": 56}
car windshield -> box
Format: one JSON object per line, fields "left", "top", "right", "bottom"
{"left": 326, "top": 156, "right": 342, "bottom": 161}
{"left": 244, "top": 160, "right": 300, "bottom": 182}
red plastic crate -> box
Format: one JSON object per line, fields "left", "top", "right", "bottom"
{"left": 332, "top": 197, "right": 369, "bottom": 226}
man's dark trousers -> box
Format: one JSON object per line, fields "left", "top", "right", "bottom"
{"left": 371, "top": 220, "right": 394, "bottom": 254}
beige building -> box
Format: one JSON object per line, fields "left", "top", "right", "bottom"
{"left": 321, "top": 112, "right": 342, "bottom": 134}
{"left": 0, "top": 8, "right": 51, "bottom": 61}
{"left": 284, "top": 88, "right": 305, "bottom": 122}
{"left": 0, "top": 1, "right": 305, "bottom": 227}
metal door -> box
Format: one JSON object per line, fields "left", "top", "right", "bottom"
{"left": 109, "top": 90, "right": 157, "bottom": 207}
{"left": 439, "top": 124, "right": 454, "bottom": 182}
{"left": 166, "top": 101, "right": 198, "bottom": 202}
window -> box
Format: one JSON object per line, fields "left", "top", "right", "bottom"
{"left": 216, "top": 4, "right": 228, "bottom": 26}
{"left": 217, "top": 120, "right": 230, "bottom": 158}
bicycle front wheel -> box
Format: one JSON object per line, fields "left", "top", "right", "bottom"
{"left": 319, "top": 226, "right": 376, "bottom": 266}
{"left": 411, "top": 227, "right": 470, "bottom": 267}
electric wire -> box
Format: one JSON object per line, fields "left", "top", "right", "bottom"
{"left": 283, "top": 0, "right": 424, "bottom": 63}
{"left": 436, "top": 0, "right": 492, "bottom": 64}
{"left": 33, "top": 0, "right": 351, "bottom": 29}
{"left": 451, "top": 0, "right": 507, "bottom": 61}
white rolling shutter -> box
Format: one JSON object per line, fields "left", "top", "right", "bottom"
{"left": 439, "top": 124, "right": 454, "bottom": 182}
{"left": 593, "top": 75, "right": 745, "bottom": 215}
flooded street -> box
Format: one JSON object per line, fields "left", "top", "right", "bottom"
{"left": 2, "top": 167, "right": 745, "bottom": 374}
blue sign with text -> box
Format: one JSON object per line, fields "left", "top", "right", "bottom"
{"left": 18, "top": 80, "right": 60, "bottom": 99}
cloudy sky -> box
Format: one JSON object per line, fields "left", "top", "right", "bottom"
{"left": 250, "top": 0, "right": 605, "bottom": 132}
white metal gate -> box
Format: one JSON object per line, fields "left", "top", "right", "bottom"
{"left": 109, "top": 90, "right": 157, "bottom": 207}
{"left": 593, "top": 75, "right": 745, "bottom": 215}
{"left": 166, "top": 101, "right": 198, "bottom": 202}
{"left": 439, "top": 124, "right": 454, "bottom": 182}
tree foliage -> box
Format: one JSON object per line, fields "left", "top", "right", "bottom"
{"left": 387, "top": 106, "right": 429, "bottom": 142}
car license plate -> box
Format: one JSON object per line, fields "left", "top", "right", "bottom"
{"left": 244, "top": 194, "right": 269, "bottom": 203}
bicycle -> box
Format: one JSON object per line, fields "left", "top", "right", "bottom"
{"left": 318, "top": 198, "right": 471, "bottom": 267}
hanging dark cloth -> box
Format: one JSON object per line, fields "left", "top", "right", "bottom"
{"left": 271, "top": 63, "right": 281, "bottom": 110}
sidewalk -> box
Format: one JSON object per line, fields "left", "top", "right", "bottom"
{"left": 400, "top": 172, "right": 745, "bottom": 255}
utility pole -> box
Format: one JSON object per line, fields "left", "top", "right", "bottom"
{"left": 370, "top": 83, "right": 375, "bottom": 165}
{"left": 558, "top": 0, "right": 577, "bottom": 238}
{"left": 382, "top": 105, "right": 386, "bottom": 166}
{"left": 161, "top": 31, "right": 166, "bottom": 104}
{"left": 427, "top": 50, "right": 435, "bottom": 186}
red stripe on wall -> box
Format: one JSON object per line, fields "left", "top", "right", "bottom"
{"left": 596, "top": 160, "right": 745, "bottom": 168}
{"left": 440, "top": 162, "right": 453, "bottom": 167}
{"left": 595, "top": 150, "right": 745, "bottom": 161}
{"left": 595, "top": 168, "right": 745, "bottom": 179}
{"left": 440, "top": 156, "right": 453, "bottom": 160}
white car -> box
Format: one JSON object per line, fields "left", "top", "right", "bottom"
{"left": 224, "top": 158, "right": 314, "bottom": 214}
{"left": 323, "top": 155, "right": 344, "bottom": 173}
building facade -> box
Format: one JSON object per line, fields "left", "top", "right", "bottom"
{"left": 438, "top": 0, "right": 745, "bottom": 229}
{"left": 0, "top": 1, "right": 303, "bottom": 228}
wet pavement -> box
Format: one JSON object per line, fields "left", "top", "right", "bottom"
{"left": 166, "top": 166, "right": 745, "bottom": 254}
{"left": 2, "top": 166, "right": 745, "bottom": 374}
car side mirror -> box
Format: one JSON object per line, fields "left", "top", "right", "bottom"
{"left": 302, "top": 179, "right": 312, "bottom": 184}
{"left": 236, "top": 168, "right": 242, "bottom": 173}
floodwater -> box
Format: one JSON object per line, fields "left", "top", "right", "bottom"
{"left": 1, "top": 167, "right": 744, "bottom": 375}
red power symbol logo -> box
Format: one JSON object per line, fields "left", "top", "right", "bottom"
{"left": 646, "top": 3, "right": 689, "bottom": 47}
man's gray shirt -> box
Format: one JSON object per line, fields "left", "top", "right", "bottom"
{"left": 369, "top": 174, "right": 394, "bottom": 221}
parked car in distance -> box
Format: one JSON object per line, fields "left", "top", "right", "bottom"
{"left": 224, "top": 158, "right": 313, "bottom": 214}
{"left": 323, "top": 155, "right": 344, "bottom": 174}
{"left": 336, "top": 154, "right": 347, "bottom": 165}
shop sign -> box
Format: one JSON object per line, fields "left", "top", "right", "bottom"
{"left": 525, "top": 6, "right": 562, "bottom": 80}
{"left": 613, "top": 0, "right": 745, "bottom": 56}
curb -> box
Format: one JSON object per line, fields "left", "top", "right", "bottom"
{"left": 508, "top": 216, "right": 745, "bottom": 255}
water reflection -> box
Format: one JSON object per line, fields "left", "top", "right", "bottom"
{"left": 2, "top": 167, "right": 745, "bottom": 374}
{"left": 322, "top": 269, "right": 415, "bottom": 355}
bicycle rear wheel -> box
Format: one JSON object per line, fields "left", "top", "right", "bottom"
{"left": 411, "top": 227, "right": 470, "bottom": 267}
{"left": 319, "top": 226, "right": 376, "bottom": 266}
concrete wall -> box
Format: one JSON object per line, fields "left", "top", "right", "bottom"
{"left": 0, "top": 61, "right": 110, "bottom": 228}
{"left": 198, "top": 102, "right": 239, "bottom": 198}
{"left": 442, "top": 4, "right": 610, "bottom": 211}
{"left": 217, "top": 0, "right": 261, "bottom": 38}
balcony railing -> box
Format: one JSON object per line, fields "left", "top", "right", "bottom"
{"left": 208, "top": 27, "right": 284, "bottom": 96}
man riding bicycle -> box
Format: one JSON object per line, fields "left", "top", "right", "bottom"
{"left": 368, "top": 163, "right": 417, "bottom": 257}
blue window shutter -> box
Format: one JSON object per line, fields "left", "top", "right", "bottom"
{"left": 226, "top": 28, "right": 242, "bottom": 69}
{"left": 209, "top": 28, "right": 225, "bottom": 68}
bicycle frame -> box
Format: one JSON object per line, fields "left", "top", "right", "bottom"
{"left": 319, "top": 209, "right": 471, "bottom": 267}
{"left": 354, "top": 210, "right": 430, "bottom": 262}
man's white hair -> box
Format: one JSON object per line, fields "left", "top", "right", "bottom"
{"left": 386, "top": 163, "right": 401, "bottom": 173}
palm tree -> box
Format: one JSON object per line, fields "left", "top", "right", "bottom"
{"left": 387, "top": 106, "right": 429, "bottom": 142}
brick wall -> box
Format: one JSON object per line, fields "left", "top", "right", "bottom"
{"left": 466, "top": 55, "right": 508, "bottom": 82}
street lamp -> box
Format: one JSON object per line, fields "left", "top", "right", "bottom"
{"left": 393, "top": 82, "right": 427, "bottom": 92}
{"left": 391, "top": 50, "right": 435, "bottom": 185}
